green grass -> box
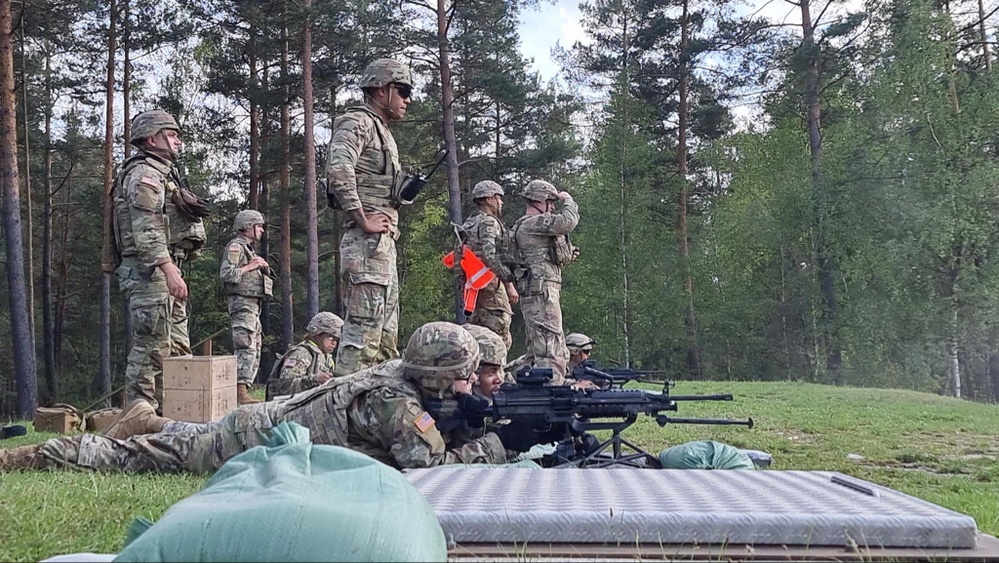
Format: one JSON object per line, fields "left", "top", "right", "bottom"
{"left": 2, "top": 381, "right": 999, "bottom": 561}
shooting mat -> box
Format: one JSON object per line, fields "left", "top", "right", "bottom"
{"left": 404, "top": 468, "right": 978, "bottom": 549}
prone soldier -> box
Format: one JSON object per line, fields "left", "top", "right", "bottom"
{"left": 0, "top": 322, "right": 559, "bottom": 473}
{"left": 220, "top": 209, "right": 271, "bottom": 405}
{"left": 566, "top": 333, "right": 596, "bottom": 372}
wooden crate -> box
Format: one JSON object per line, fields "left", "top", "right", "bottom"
{"left": 163, "top": 355, "right": 237, "bottom": 423}
{"left": 33, "top": 406, "right": 83, "bottom": 434}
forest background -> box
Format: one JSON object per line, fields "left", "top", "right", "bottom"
{"left": 1, "top": 0, "right": 998, "bottom": 420}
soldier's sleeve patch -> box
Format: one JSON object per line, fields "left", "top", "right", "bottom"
{"left": 226, "top": 244, "right": 241, "bottom": 264}
{"left": 413, "top": 411, "right": 436, "bottom": 433}
{"left": 284, "top": 358, "right": 299, "bottom": 368}
{"left": 140, "top": 176, "right": 159, "bottom": 188}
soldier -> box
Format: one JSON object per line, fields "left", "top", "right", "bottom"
{"left": 0, "top": 322, "right": 558, "bottom": 473}
{"left": 266, "top": 312, "right": 343, "bottom": 400}
{"left": 462, "top": 325, "right": 508, "bottom": 400}
{"left": 220, "top": 210, "right": 271, "bottom": 405}
{"left": 326, "top": 58, "right": 414, "bottom": 377}
{"left": 508, "top": 179, "right": 579, "bottom": 384}
{"left": 111, "top": 109, "right": 207, "bottom": 412}
{"left": 566, "top": 333, "right": 596, "bottom": 372}
{"left": 460, "top": 181, "right": 519, "bottom": 349}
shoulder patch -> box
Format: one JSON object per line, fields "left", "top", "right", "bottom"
{"left": 413, "top": 411, "right": 436, "bottom": 433}
{"left": 227, "top": 245, "right": 241, "bottom": 264}
{"left": 284, "top": 358, "right": 299, "bottom": 368}
{"left": 140, "top": 176, "right": 160, "bottom": 188}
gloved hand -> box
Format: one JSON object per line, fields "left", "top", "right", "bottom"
{"left": 171, "top": 187, "right": 212, "bottom": 221}
{"left": 493, "top": 418, "right": 565, "bottom": 453}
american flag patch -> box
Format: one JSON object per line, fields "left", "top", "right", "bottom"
{"left": 140, "top": 176, "right": 159, "bottom": 187}
{"left": 413, "top": 411, "right": 435, "bottom": 433}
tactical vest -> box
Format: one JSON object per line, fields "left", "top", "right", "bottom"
{"left": 223, "top": 237, "right": 272, "bottom": 298}
{"left": 112, "top": 153, "right": 206, "bottom": 267}
{"left": 349, "top": 107, "right": 400, "bottom": 210}
{"left": 279, "top": 360, "right": 413, "bottom": 446}
{"left": 268, "top": 340, "right": 326, "bottom": 381}
{"left": 510, "top": 215, "right": 575, "bottom": 269}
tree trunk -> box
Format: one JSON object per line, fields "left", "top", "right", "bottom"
{"left": 978, "top": 0, "right": 992, "bottom": 71}
{"left": 437, "top": 0, "right": 464, "bottom": 322}
{"left": 97, "top": 0, "right": 116, "bottom": 399}
{"left": 120, "top": 0, "right": 132, "bottom": 374}
{"left": 302, "top": 0, "right": 319, "bottom": 319}
{"left": 948, "top": 305, "right": 961, "bottom": 398}
{"left": 279, "top": 13, "right": 294, "bottom": 348}
{"left": 677, "top": 0, "right": 702, "bottom": 379}
{"left": 248, "top": 28, "right": 259, "bottom": 210}
{"left": 618, "top": 17, "right": 632, "bottom": 368}
{"left": 41, "top": 48, "right": 57, "bottom": 402}
{"left": 329, "top": 86, "right": 343, "bottom": 316}
{"left": 800, "top": 0, "right": 842, "bottom": 385}
{"left": 0, "top": 0, "right": 38, "bottom": 418}
{"left": 259, "top": 70, "right": 271, "bottom": 369}
{"left": 19, "top": 20, "right": 35, "bottom": 347}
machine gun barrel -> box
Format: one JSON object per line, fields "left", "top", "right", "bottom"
{"left": 667, "top": 393, "right": 733, "bottom": 402}
{"left": 656, "top": 415, "right": 755, "bottom": 429}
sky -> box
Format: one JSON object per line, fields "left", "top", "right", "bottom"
{"left": 515, "top": 0, "right": 861, "bottom": 82}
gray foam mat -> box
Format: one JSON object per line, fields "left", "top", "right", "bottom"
{"left": 404, "top": 468, "right": 978, "bottom": 548}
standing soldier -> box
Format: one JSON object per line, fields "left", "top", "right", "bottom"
{"left": 461, "top": 181, "right": 519, "bottom": 349}
{"left": 326, "top": 58, "right": 414, "bottom": 376}
{"left": 220, "top": 210, "right": 271, "bottom": 405}
{"left": 266, "top": 312, "right": 343, "bottom": 400}
{"left": 111, "top": 109, "right": 208, "bottom": 412}
{"left": 509, "top": 180, "right": 579, "bottom": 384}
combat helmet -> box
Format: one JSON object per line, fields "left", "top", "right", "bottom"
{"left": 129, "top": 110, "right": 181, "bottom": 146}
{"left": 522, "top": 179, "right": 558, "bottom": 202}
{"left": 471, "top": 180, "right": 504, "bottom": 200}
{"left": 306, "top": 312, "right": 344, "bottom": 338}
{"left": 402, "top": 322, "right": 480, "bottom": 395}
{"left": 461, "top": 324, "right": 508, "bottom": 366}
{"left": 359, "top": 58, "right": 413, "bottom": 89}
{"left": 233, "top": 210, "right": 265, "bottom": 232}
{"left": 566, "top": 333, "right": 596, "bottom": 353}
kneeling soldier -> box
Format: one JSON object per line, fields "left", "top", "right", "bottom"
{"left": 266, "top": 312, "right": 343, "bottom": 400}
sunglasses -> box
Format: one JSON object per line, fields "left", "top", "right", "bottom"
{"left": 392, "top": 84, "right": 412, "bottom": 99}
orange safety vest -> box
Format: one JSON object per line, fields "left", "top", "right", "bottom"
{"left": 442, "top": 245, "right": 496, "bottom": 315}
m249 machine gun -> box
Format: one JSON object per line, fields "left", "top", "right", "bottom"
{"left": 430, "top": 366, "right": 754, "bottom": 469}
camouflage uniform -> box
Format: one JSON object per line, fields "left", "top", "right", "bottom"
{"left": 462, "top": 181, "right": 515, "bottom": 348}
{"left": 112, "top": 111, "right": 203, "bottom": 410}
{"left": 327, "top": 59, "right": 414, "bottom": 376}
{"left": 266, "top": 312, "right": 342, "bottom": 400}
{"left": 265, "top": 340, "right": 334, "bottom": 400}
{"left": 22, "top": 324, "right": 512, "bottom": 474}
{"left": 510, "top": 180, "right": 579, "bottom": 384}
{"left": 220, "top": 216, "right": 271, "bottom": 387}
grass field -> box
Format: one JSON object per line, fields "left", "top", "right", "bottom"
{"left": 2, "top": 381, "right": 998, "bottom": 561}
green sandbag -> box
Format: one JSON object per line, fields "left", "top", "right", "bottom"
{"left": 659, "top": 440, "right": 756, "bottom": 470}
{"left": 115, "top": 422, "right": 447, "bottom": 562}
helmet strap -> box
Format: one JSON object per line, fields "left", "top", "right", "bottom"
{"left": 368, "top": 86, "right": 399, "bottom": 122}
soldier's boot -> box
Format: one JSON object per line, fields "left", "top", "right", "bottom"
{"left": 237, "top": 383, "right": 261, "bottom": 405}
{"left": 0, "top": 444, "right": 49, "bottom": 471}
{"left": 104, "top": 399, "right": 170, "bottom": 441}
